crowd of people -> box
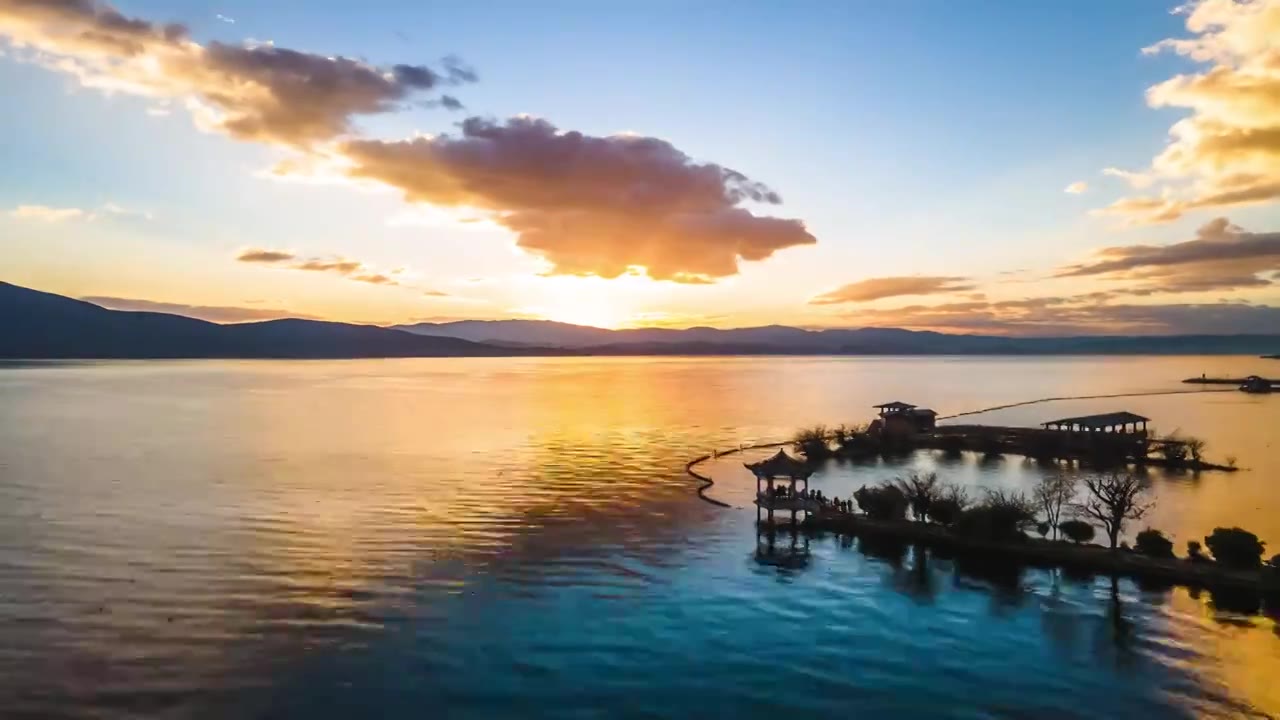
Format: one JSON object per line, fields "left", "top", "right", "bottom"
{"left": 758, "top": 485, "right": 856, "bottom": 514}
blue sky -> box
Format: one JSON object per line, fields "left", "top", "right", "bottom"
{"left": 2, "top": 0, "right": 1279, "bottom": 333}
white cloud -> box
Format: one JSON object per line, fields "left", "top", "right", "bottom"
{"left": 7, "top": 205, "right": 85, "bottom": 222}
{"left": 215, "top": 14, "right": 235, "bottom": 24}
{"left": 1064, "top": 181, "right": 1089, "bottom": 194}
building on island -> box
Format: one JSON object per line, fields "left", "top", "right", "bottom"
{"left": 1240, "top": 375, "right": 1273, "bottom": 394}
{"left": 872, "top": 401, "right": 938, "bottom": 434}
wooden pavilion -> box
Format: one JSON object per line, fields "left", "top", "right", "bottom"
{"left": 1041, "top": 411, "right": 1150, "bottom": 435}
{"left": 872, "top": 401, "right": 938, "bottom": 432}
{"left": 745, "top": 449, "right": 818, "bottom": 525}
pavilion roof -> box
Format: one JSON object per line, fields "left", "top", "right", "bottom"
{"left": 873, "top": 401, "right": 917, "bottom": 410}
{"left": 1041, "top": 411, "right": 1150, "bottom": 429}
{"left": 744, "top": 449, "right": 813, "bottom": 479}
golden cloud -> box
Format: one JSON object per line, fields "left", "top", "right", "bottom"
{"left": 840, "top": 294, "right": 1280, "bottom": 335}
{"left": 1101, "top": 0, "right": 1280, "bottom": 222}
{"left": 810, "top": 276, "right": 975, "bottom": 305}
{"left": 235, "top": 247, "right": 404, "bottom": 286}
{"left": 1056, "top": 217, "right": 1280, "bottom": 292}
{"left": 0, "top": 0, "right": 472, "bottom": 146}
{"left": 332, "top": 117, "right": 816, "bottom": 282}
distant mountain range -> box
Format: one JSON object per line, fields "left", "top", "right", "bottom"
{"left": 392, "top": 319, "right": 1280, "bottom": 356}
{"left": 4, "top": 281, "right": 1279, "bottom": 359}
{"left": 0, "top": 282, "right": 547, "bottom": 359}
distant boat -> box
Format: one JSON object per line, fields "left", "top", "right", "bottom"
{"left": 1240, "top": 376, "right": 1274, "bottom": 394}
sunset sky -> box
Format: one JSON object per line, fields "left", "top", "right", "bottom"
{"left": 3, "top": 0, "right": 1279, "bottom": 334}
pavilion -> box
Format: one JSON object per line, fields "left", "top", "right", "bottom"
{"left": 1040, "top": 411, "right": 1150, "bottom": 435}
{"left": 745, "top": 449, "right": 819, "bottom": 525}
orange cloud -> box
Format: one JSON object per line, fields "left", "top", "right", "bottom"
{"left": 810, "top": 276, "right": 975, "bottom": 304}
{"left": 1100, "top": 0, "right": 1280, "bottom": 222}
{"left": 0, "top": 0, "right": 472, "bottom": 146}
{"left": 1056, "top": 217, "right": 1280, "bottom": 292}
{"left": 333, "top": 117, "right": 816, "bottom": 282}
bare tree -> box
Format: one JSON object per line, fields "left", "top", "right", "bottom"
{"left": 892, "top": 472, "right": 941, "bottom": 523}
{"left": 1078, "top": 473, "right": 1152, "bottom": 550}
{"left": 1033, "top": 473, "right": 1076, "bottom": 541}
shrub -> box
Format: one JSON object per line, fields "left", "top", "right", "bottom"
{"left": 1204, "top": 527, "right": 1266, "bottom": 569}
{"left": 951, "top": 489, "right": 1034, "bottom": 543}
{"left": 928, "top": 485, "right": 971, "bottom": 527}
{"left": 892, "top": 472, "right": 940, "bottom": 523}
{"left": 1187, "top": 540, "right": 1209, "bottom": 563}
{"left": 1134, "top": 528, "right": 1175, "bottom": 559}
{"left": 1036, "top": 521, "right": 1050, "bottom": 538}
{"left": 1269, "top": 554, "right": 1280, "bottom": 570}
{"left": 853, "top": 483, "right": 908, "bottom": 521}
{"left": 1158, "top": 435, "right": 1189, "bottom": 464}
{"left": 1058, "top": 520, "right": 1095, "bottom": 545}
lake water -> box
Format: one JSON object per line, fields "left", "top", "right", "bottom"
{"left": 1, "top": 356, "right": 1277, "bottom": 718}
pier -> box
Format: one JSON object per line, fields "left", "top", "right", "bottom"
{"left": 1183, "top": 375, "right": 1278, "bottom": 392}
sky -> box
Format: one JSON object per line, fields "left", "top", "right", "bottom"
{"left": 2, "top": 0, "right": 1279, "bottom": 335}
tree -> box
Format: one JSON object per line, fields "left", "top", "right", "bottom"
{"left": 1058, "top": 520, "right": 1095, "bottom": 544}
{"left": 1077, "top": 473, "right": 1152, "bottom": 550}
{"left": 1032, "top": 473, "right": 1076, "bottom": 541}
{"left": 892, "top": 472, "right": 940, "bottom": 523}
{"left": 1204, "top": 527, "right": 1266, "bottom": 569}
{"left": 1134, "top": 528, "right": 1174, "bottom": 558}
{"left": 792, "top": 425, "right": 831, "bottom": 460}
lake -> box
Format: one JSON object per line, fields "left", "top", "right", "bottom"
{"left": 1, "top": 356, "right": 1277, "bottom": 718}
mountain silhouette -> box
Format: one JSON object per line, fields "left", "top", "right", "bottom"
{"left": 394, "top": 319, "right": 1280, "bottom": 355}
{"left": 0, "top": 282, "right": 546, "bottom": 358}
{"left": 4, "top": 281, "right": 1278, "bottom": 358}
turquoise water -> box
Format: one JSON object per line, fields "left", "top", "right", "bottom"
{"left": 0, "top": 357, "right": 1277, "bottom": 718}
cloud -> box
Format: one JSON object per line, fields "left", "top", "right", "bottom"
{"left": 422, "top": 289, "right": 450, "bottom": 297}
{"left": 235, "top": 248, "right": 296, "bottom": 263}
{"left": 7, "top": 204, "right": 86, "bottom": 222}
{"left": 81, "top": 295, "right": 315, "bottom": 323}
{"left": 236, "top": 246, "right": 404, "bottom": 286}
{"left": 1064, "top": 181, "right": 1089, "bottom": 194}
{"left": 1102, "top": 167, "right": 1155, "bottom": 189}
{"left": 6, "top": 201, "right": 152, "bottom": 222}
{"left": 215, "top": 13, "right": 235, "bottom": 24}
{"left": 810, "top": 276, "right": 976, "bottom": 305}
{"left": 1056, "top": 217, "right": 1280, "bottom": 292}
{"left": 0, "top": 0, "right": 474, "bottom": 147}
{"left": 1100, "top": 0, "right": 1280, "bottom": 222}
{"left": 325, "top": 116, "right": 815, "bottom": 282}
{"left": 840, "top": 294, "right": 1280, "bottom": 335}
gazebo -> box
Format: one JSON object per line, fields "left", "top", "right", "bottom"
{"left": 1041, "top": 411, "right": 1150, "bottom": 435}
{"left": 745, "top": 449, "right": 819, "bottom": 525}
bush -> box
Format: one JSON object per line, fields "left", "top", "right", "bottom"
{"left": 1269, "top": 554, "right": 1280, "bottom": 571}
{"left": 928, "top": 485, "right": 971, "bottom": 527}
{"left": 1204, "top": 527, "right": 1266, "bottom": 569}
{"left": 1058, "top": 520, "right": 1095, "bottom": 545}
{"left": 853, "top": 483, "right": 908, "bottom": 521}
{"left": 892, "top": 472, "right": 940, "bottom": 523}
{"left": 952, "top": 490, "right": 1034, "bottom": 543}
{"left": 1187, "top": 540, "right": 1209, "bottom": 563}
{"left": 1134, "top": 528, "right": 1175, "bottom": 558}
